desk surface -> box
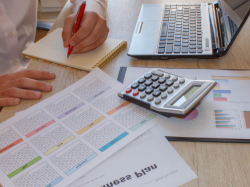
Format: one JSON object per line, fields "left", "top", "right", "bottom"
{"left": 1, "top": 0, "right": 250, "bottom": 186}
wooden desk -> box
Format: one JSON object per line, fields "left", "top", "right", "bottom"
{"left": 1, "top": 0, "right": 250, "bottom": 186}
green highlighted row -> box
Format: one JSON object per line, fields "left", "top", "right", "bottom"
{"left": 8, "top": 156, "right": 42, "bottom": 178}
{"left": 213, "top": 94, "right": 222, "bottom": 98}
{"left": 130, "top": 114, "right": 157, "bottom": 131}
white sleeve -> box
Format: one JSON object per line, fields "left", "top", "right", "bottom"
{"left": 70, "top": 0, "right": 108, "bottom": 18}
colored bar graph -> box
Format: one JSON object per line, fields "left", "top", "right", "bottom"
{"left": 214, "top": 110, "right": 238, "bottom": 128}
{"left": 45, "top": 177, "right": 63, "bottom": 187}
{"left": 99, "top": 132, "right": 129, "bottom": 152}
{"left": 107, "top": 101, "right": 130, "bottom": 115}
{"left": 0, "top": 138, "right": 23, "bottom": 154}
{"left": 130, "top": 114, "right": 157, "bottom": 131}
{"left": 212, "top": 79, "right": 229, "bottom": 83}
{"left": 45, "top": 136, "right": 75, "bottom": 155}
{"left": 8, "top": 156, "right": 42, "bottom": 178}
{"left": 26, "top": 120, "right": 55, "bottom": 138}
{"left": 216, "top": 83, "right": 220, "bottom": 86}
{"left": 213, "top": 87, "right": 220, "bottom": 90}
{"left": 213, "top": 90, "right": 231, "bottom": 94}
{"left": 213, "top": 98, "right": 227, "bottom": 101}
{"left": 77, "top": 116, "right": 105, "bottom": 135}
{"left": 65, "top": 153, "right": 98, "bottom": 176}
{"left": 212, "top": 76, "right": 250, "bottom": 80}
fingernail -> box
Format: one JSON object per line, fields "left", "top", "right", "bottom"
{"left": 73, "top": 48, "right": 78, "bottom": 52}
{"left": 14, "top": 98, "right": 19, "bottom": 103}
{"left": 45, "top": 83, "right": 51, "bottom": 89}
{"left": 70, "top": 41, "right": 75, "bottom": 46}
{"left": 49, "top": 72, "right": 55, "bottom": 77}
{"left": 34, "top": 92, "right": 41, "bottom": 97}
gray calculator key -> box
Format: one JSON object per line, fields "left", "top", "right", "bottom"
{"left": 140, "top": 93, "right": 146, "bottom": 99}
{"left": 179, "top": 78, "right": 185, "bottom": 84}
{"left": 173, "top": 83, "right": 180, "bottom": 89}
{"left": 158, "top": 48, "right": 165, "bottom": 54}
{"left": 161, "top": 21, "right": 168, "bottom": 37}
{"left": 167, "top": 88, "right": 174, "bottom": 94}
{"left": 155, "top": 98, "right": 161, "bottom": 105}
{"left": 182, "top": 47, "right": 188, "bottom": 53}
{"left": 151, "top": 70, "right": 164, "bottom": 77}
{"left": 161, "top": 93, "right": 168, "bottom": 99}
{"left": 174, "top": 46, "right": 181, "bottom": 53}
{"left": 165, "top": 44, "right": 173, "bottom": 53}
{"left": 172, "top": 76, "right": 178, "bottom": 82}
{"left": 165, "top": 73, "right": 170, "bottom": 79}
{"left": 147, "top": 95, "right": 154, "bottom": 102}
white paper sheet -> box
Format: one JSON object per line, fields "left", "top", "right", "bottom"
{"left": 68, "top": 130, "right": 197, "bottom": 187}
{"left": 0, "top": 68, "right": 162, "bottom": 187}
{"left": 123, "top": 67, "right": 250, "bottom": 140}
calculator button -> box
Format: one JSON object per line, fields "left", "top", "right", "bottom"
{"left": 179, "top": 78, "right": 185, "bottom": 84}
{"left": 138, "top": 78, "right": 146, "bottom": 84}
{"left": 151, "top": 76, "right": 159, "bottom": 81}
{"left": 165, "top": 80, "right": 174, "bottom": 86}
{"left": 145, "top": 87, "right": 154, "bottom": 94}
{"left": 158, "top": 77, "right": 166, "bottom": 84}
{"left": 140, "top": 93, "right": 146, "bottom": 99}
{"left": 155, "top": 98, "right": 161, "bottom": 105}
{"left": 153, "top": 90, "right": 161, "bottom": 97}
{"left": 161, "top": 93, "right": 168, "bottom": 99}
{"left": 138, "top": 85, "right": 146, "bottom": 92}
{"left": 167, "top": 88, "right": 174, "bottom": 94}
{"left": 152, "top": 82, "right": 160, "bottom": 89}
{"left": 151, "top": 70, "right": 164, "bottom": 77}
{"left": 173, "top": 83, "right": 179, "bottom": 89}
{"left": 131, "top": 82, "right": 139, "bottom": 89}
{"left": 147, "top": 95, "right": 154, "bottom": 102}
{"left": 126, "top": 88, "right": 132, "bottom": 93}
{"left": 159, "top": 85, "right": 168, "bottom": 92}
{"left": 145, "top": 80, "right": 153, "bottom": 86}
{"left": 133, "top": 90, "right": 139, "bottom": 96}
{"left": 144, "top": 73, "right": 152, "bottom": 79}
{"left": 172, "top": 76, "right": 178, "bottom": 82}
{"left": 165, "top": 73, "right": 170, "bottom": 79}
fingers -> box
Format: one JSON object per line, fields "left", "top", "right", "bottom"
{"left": 0, "top": 98, "right": 20, "bottom": 107}
{"left": 0, "top": 88, "right": 42, "bottom": 100}
{"left": 68, "top": 12, "right": 99, "bottom": 48}
{"left": 1, "top": 78, "right": 52, "bottom": 92}
{"left": 76, "top": 27, "right": 109, "bottom": 53}
{"left": 62, "top": 14, "right": 76, "bottom": 48}
{"left": 0, "top": 70, "right": 55, "bottom": 83}
{"left": 73, "top": 17, "right": 107, "bottom": 52}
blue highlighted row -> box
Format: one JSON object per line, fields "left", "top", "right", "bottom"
{"left": 99, "top": 132, "right": 129, "bottom": 152}
{"left": 87, "top": 87, "right": 111, "bottom": 102}
{"left": 45, "top": 177, "right": 63, "bottom": 187}
{"left": 65, "top": 153, "right": 98, "bottom": 176}
{"left": 213, "top": 90, "right": 231, "bottom": 94}
{"left": 213, "top": 79, "right": 229, "bottom": 83}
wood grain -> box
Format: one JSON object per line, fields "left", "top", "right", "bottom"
{"left": 1, "top": 0, "right": 250, "bottom": 186}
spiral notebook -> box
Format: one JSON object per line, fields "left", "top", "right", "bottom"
{"left": 22, "top": 28, "right": 127, "bottom": 71}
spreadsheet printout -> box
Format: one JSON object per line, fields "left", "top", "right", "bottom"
{"left": 0, "top": 68, "right": 162, "bottom": 187}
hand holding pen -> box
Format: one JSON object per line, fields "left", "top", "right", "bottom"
{"left": 62, "top": 1, "right": 109, "bottom": 56}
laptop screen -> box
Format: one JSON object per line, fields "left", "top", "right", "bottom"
{"left": 218, "top": 0, "right": 250, "bottom": 51}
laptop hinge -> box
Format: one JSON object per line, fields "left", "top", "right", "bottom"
{"left": 209, "top": 2, "right": 225, "bottom": 54}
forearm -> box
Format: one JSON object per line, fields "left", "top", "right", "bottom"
{"left": 70, "top": 0, "right": 108, "bottom": 18}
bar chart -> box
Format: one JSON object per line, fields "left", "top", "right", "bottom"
{"left": 214, "top": 110, "right": 238, "bottom": 128}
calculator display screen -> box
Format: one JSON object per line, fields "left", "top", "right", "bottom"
{"left": 172, "top": 86, "right": 201, "bottom": 107}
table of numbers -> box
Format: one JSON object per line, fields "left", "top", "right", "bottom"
{"left": 92, "top": 91, "right": 130, "bottom": 115}
{"left": 83, "top": 121, "right": 128, "bottom": 152}
{"left": 0, "top": 144, "right": 41, "bottom": 178}
{"left": 0, "top": 127, "right": 23, "bottom": 154}
{"left": 113, "top": 105, "right": 157, "bottom": 131}
{"left": 45, "top": 94, "right": 84, "bottom": 119}
{"left": 63, "top": 107, "right": 105, "bottom": 135}
{"left": 50, "top": 141, "right": 97, "bottom": 176}
{"left": 14, "top": 110, "right": 55, "bottom": 138}
{"left": 31, "top": 124, "right": 75, "bottom": 155}
{"left": 13, "top": 162, "right": 63, "bottom": 187}
{"left": 73, "top": 78, "right": 111, "bottom": 102}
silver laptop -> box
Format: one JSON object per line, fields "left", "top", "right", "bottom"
{"left": 128, "top": 0, "right": 250, "bottom": 59}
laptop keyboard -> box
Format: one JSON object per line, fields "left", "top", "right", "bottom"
{"left": 158, "top": 4, "right": 203, "bottom": 54}
{"left": 228, "top": 16, "right": 238, "bottom": 37}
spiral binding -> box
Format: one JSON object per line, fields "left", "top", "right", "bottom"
{"left": 21, "top": 41, "right": 127, "bottom": 71}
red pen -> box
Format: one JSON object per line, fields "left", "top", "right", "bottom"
{"left": 67, "top": 1, "right": 86, "bottom": 58}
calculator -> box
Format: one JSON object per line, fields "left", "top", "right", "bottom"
{"left": 118, "top": 69, "right": 216, "bottom": 117}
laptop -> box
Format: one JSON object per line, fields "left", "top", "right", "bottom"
{"left": 128, "top": 0, "right": 250, "bottom": 60}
